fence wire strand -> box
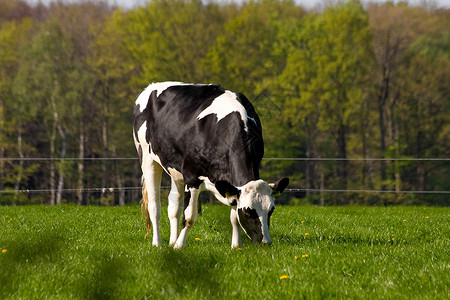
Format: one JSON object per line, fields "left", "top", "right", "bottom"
{"left": 1, "top": 157, "right": 449, "bottom": 161}
{"left": 1, "top": 187, "right": 449, "bottom": 195}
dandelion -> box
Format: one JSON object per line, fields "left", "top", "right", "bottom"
{"left": 402, "top": 219, "right": 407, "bottom": 222}
{"left": 425, "top": 216, "right": 430, "bottom": 219}
{"left": 304, "top": 233, "right": 310, "bottom": 236}
{"left": 328, "top": 236, "right": 332, "bottom": 239}
{"left": 279, "top": 275, "right": 290, "bottom": 280}
{"left": 302, "top": 254, "right": 309, "bottom": 258}
{"left": 294, "top": 255, "right": 298, "bottom": 259}
{"left": 237, "top": 248, "right": 243, "bottom": 251}
{"left": 195, "top": 237, "right": 201, "bottom": 241}
{"left": 301, "top": 221, "right": 305, "bottom": 224}
{"left": 8, "top": 218, "right": 12, "bottom": 223}
{"left": 2, "top": 249, "right": 7, "bottom": 254}
{"left": 391, "top": 238, "right": 395, "bottom": 241}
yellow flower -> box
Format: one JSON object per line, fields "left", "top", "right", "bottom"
{"left": 195, "top": 238, "right": 201, "bottom": 241}
{"left": 402, "top": 219, "right": 407, "bottom": 222}
{"left": 294, "top": 255, "right": 298, "bottom": 259}
{"left": 304, "top": 233, "right": 310, "bottom": 236}
{"left": 237, "top": 248, "right": 243, "bottom": 251}
{"left": 425, "top": 216, "right": 430, "bottom": 219}
{"left": 8, "top": 218, "right": 12, "bottom": 223}
{"left": 328, "top": 236, "right": 332, "bottom": 239}
{"left": 391, "top": 238, "right": 395, "bottom": 241}
{"left": 279, "top": 275, "right": 290, "bottom": 280}
{"left": 2, "top": 249, "right": 7, "bottom": 254}
{"left": 302, "top": 254, "right": 309, "bottom": 258}
{"left": 301, "top": 221, "right": 305, "bottom": 224}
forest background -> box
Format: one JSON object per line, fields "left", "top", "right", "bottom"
{"left": 0, "top": 0, "right": 448, "bottom": 206}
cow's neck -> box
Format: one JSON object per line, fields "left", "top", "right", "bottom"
{"left": 229, "top": 153, "right": 260, "bottom": 187}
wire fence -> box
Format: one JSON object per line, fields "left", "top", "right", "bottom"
{"left": 1, "top": 157, "right": 448, "bottom": 195}
{"left": 1, "top": 187, "right": 449, "bottom": 195}
{"left": 1, "top": 157, "right": 449, "bottom": 161}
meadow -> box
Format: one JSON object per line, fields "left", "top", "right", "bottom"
{"left": 1, "top": 205, "right": 448, "bottom": 299}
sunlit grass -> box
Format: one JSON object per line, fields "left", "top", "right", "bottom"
{"left": 1, "top": 205, "right": 448, "bottom": 299}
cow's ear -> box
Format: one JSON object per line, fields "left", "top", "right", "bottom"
{"left": 215, "top": 180, "right": 240, "bottom": 199}
{"left": 270, "top": 178, "right": 289, "bottom": 196}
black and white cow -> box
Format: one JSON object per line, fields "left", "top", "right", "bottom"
{"left": 133, "top": 82, "right": 289, "bottom": 249}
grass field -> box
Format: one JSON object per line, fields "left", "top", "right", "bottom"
{"left": 1, "top": 205, "right": 449, "bottom": 299}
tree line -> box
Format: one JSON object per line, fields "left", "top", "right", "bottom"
{"left": 0, "top": 0, "right": 448, "bottom": 206}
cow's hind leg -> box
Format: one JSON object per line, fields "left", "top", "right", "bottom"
{"left": 141, "top": 158, "right": 163, "bottom": 246}
{"left": 174, "top": 187, "right": 200, "bottom": 249}
{"left": 168, "top": 177, "right": 184, "bottom": 246}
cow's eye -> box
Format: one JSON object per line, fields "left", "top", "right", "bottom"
{"left": 243, "top": 207, "right": 259, "bottom": 219}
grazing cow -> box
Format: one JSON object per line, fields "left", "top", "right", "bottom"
{"left": 133, "top": 82, "right": 289, "bottom": 249}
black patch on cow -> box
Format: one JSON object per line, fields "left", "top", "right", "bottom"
{"left": 267, "top": 206, "right": 275, "bottom": 228}
{"left": 215, "top": 180, "right": 240, "bottom": 199}
{"left": 138, "top": 145, "right": 143, "bottom": 164}
{"left": 133, "top": 103, "right": 143, "bottom": 142}
{"left": 134, "top": 83, "right": 265, "bottom": 188}
{"left": 182, "top": 190, "right": 191, "bottom": 229}
{"left": 238, "top": 207, "right": 263, "bottom": 244}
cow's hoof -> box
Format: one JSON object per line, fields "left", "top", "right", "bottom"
{"left": 173, "top": 243, "right": 184, "bottom": 249}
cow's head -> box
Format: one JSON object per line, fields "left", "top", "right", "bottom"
{"left": 216, "top": 178, "right": 289, "bottom": 244}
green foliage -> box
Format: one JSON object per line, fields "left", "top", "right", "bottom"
{"left": 0, "top": 1, "right": 448, "bottom": 205}
{"left": 1, "top": 205, "right": 449, "bottom": 298}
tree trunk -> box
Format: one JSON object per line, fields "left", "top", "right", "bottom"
{"left": 14, "top": 119, "right": 24, "bottom": 204}
{"left": 116, "top": 160, "right": 125, "bottom": 206}
{"left": 304, "top": 118, "right": 312, "bottom": 198}
{"left": 56, "top": 122, "right": 66, "bottom": 205}
{"left": 50, "top": 121, "right": 56, "bottom": 205}
{"left": 319, "top": 171, "right": 325, "bottom": 207}
{"left": 337, "top": 124, "right": 347, "bottom": 196}
{"left": 394, "top": 122, "right": 401, "bottom": 193}
{"left": 77, "top": 120, "right": 84, "bottom": 205}
{"left": 0, "top": 99, "right": 4, "bottom": 191}
{"left": 101, "top": 79, "right": 111, "bottom": 205}
{"left": 378, "top": 68, "right": 389, "bottom": 191}
{"left": 416, "top": 131, "right": 425, "bottom": 191}
{"left": 101, "top": 118, "right": 108, "bottom": 205}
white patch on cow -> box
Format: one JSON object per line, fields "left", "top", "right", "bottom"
{"left": 135, "top": 82, "right": 188, "bottom": 112}
{"left": 197, "top": 90, "right": 251, "bottom": 131}
{"left": 238, "top": 180, "right": 273, "bottom": 210}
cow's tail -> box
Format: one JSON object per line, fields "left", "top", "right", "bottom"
{"left": 140, "top": 176, "right": 151, "bottom": 239}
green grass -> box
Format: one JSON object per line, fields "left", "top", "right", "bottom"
{"left": 1, "top": 205, "right": 449, "bottom": 299}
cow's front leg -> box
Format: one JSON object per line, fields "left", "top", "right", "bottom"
{"left": 174, "top": 186, "right": 200, "bottom": 249}
{"left": 230, "top": 206, "right": 242, "bottom": 248}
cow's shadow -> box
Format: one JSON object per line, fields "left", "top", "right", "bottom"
{"left": 151, "top": 247, "right": 222, "bottom": 298}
